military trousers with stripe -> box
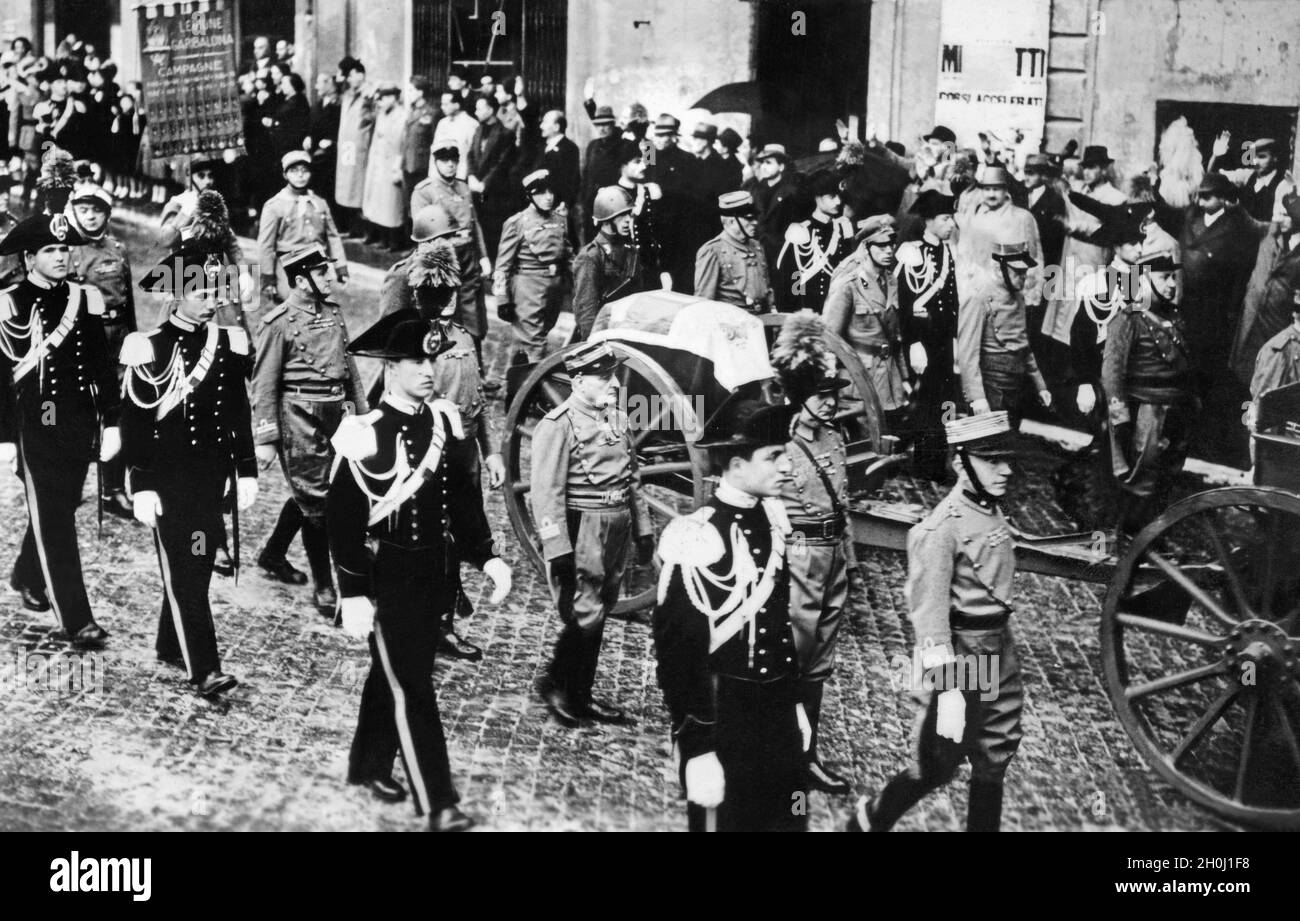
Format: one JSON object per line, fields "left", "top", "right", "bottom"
{"left": 348, "top": 542, "right": 459, "bottom": 816}
{"left": 11, "top": 401, "right": 98, "bottom": 633}
{"left": 151, "top": 453, "right": 230, "bottom": 680}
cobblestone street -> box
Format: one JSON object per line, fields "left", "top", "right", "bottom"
{"left": 0, "top": 218, "right": 1221, "bottom": 832}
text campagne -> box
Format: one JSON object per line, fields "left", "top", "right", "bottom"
{"left": 49, "top": 852, "right": 151, "bottom": 901}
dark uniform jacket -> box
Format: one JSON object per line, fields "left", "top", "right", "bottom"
{"left": 400, "top": 98, "right": 437, "bottom": 176}
{"left": 570, "top": 230, "right": 648, "bottom": 340}
{"left": 119, "top": 316, "right": 257, "bottom": 493}
{"left": 539, "top": 135, "right": 582, "bottom": 208}
{"left": 327, "top": 398, "right": 496, "bottom": 598}
{"left": 1101, "top": 298, "right": 1192, "bottom": 406}
{"left": 0, "top": 279, "right": 119, "bottom": 442}
{"left": 653, "top": 493, "right": 798, "bottom": 760}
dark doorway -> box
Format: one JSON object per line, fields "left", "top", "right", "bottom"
{"left": 237, "top": 0, "right": 296, "bottom": 71}
{"left": 412, "top": 0, "right": 568, "bottom": 114}
{"left": 752, "top": 0, "right": 869, "bottom": 157}
{"left": 1156, "top": 100, "right": 1299, "bottom": 171}
{"left": 49, "top": 0, "right": 112, "bottom": 59}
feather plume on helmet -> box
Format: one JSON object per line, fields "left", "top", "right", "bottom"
{"left": 36, "top": 145, "right": 78, "bottom": 214}
{"left": 407, "top": 238, "right": 461, "bottom": 289}
{"left": 190, "top": 190, "right": 232, "bottom": 243}
{"left": 770, "top": 311, "right": 848, "bottom": 405}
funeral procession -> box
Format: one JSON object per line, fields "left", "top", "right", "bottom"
{"left": 3, "top": 0, "right": 1300, "bottom": 842}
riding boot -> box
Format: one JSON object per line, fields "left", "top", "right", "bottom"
{"left": 966, "top": 779, "right": 1005, "bottom": 832}
{"left": 300, "top": 519, "right": 333, "bottom": 592}
{"left": 262, "top": 499, "right": 303, "bottom": 563}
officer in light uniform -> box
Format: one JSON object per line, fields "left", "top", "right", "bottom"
{"left": 771, "top": 312, "right": 854, "bottom": 796}
{"left": 652, "top": 390, "right": 809, "bottom": 832}
{"left": 495, "top": 169, "right": 573, "bottom": 367}
{"left": 251, "top": 245, "right": 368, "bottom": 615}
{"left": 849, "top": 411, "right": 1025, "bottom": 833}
{"left": 530, "top": 341, "right": 653, "bottom": 726}
{"left": 257, "top": 150, "right": 348, "bottom": 307}
{"left": 956, "top": 239, "right": 1053, "bottom": 427}
{"left": 0, "top": 213, "right": 119, "bottom": 637}
{"left": 121, "top": 242, "right": 260, "bottom": 697}
{"left": 328, "top": 308, "right": 511, "bottom": 832}
{"left": 823, "top": 214, "right": 910, "bottom": 431}
{"left": 694, "top": 190, "right": 774, "bottom": 313}
{"left": 66, "top": 182, "right": 137, "bottom": 518}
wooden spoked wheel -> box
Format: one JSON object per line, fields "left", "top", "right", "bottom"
{"left": 1101, "top": 487, "right": 1300, "bottom": 829}
{"left": 503, "top": 340, "right": 711, "bottom": 617}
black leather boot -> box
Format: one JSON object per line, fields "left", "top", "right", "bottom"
{"left": 301, "top": 520, "right": 336, "bottom": 616}
{"left": 967, "top": 779, "right": 1005, "bottom": 832}
{"left": 802, "top": 681, "right": 851, "bottom": 794}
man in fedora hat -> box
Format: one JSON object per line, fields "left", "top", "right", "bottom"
{"left": 251, "top": 244, "right": 368, "bottom": 616}
{"left": 329, "top": 307, "right": 511, "bottom": 831}
{"left": 771, "top": 312, "right": 855, "bottom": 796}
{"left": 1060, "top": 144, "right": 1126, "bottom": 278}
{"left": 530, "top": 340, "right": 653, "bottom": 728}
{"left": 682, "top": 120, "right": 736, "bottom": 267}
{"left": 896, "top": 190, "right": 962, "bottom": 480}
{"left": 747, "top": 142, "right": 801, "bottom": 268}
{"left": 776, "top": 168, "right": 853, "bottom": 314}
{"left": 1102, "top": 249, "right": 1194, "bottom": 535}
{"left": 121, "top": 240, "right": 259, "bottom": 697}
{"left": 1178, "top": 170, "right": 1260, "bottom": 466}
{"left": 824, "top": 214, "right": 910, "bottom": 431}
{"left": 646, "top": 113, "right": 698, "bottom": 292}
{"left": 848, "top": 411, "right": 1026, "bottom": 832}
{"left": 955, "top": 165, "right": 1044, "bottom": 308}
{"left": 579, "top": 103, "right": 623, "bottom": 243}
{"left": 0, "top": 212, "right": 118, "bottom": 632}
{"left": 1023, "top": 152, "right": 1067, "bottom": 270}
{"left": 695, "top": 190, "right": 774, "bottom": 313}
{"left": 957, "top": 239, "right": 1052, "bottom": 426}
{"left": 1208, "top": 131, "right": 1294, "bottom": 224}
{"left": 652, "top": 388, "right": 809, "bottom": 831}
{"left": 494, "top": 168, "right": 573, "bottom": 369}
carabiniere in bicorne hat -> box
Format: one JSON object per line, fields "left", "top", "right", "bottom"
{"left": 346, "top": 308, "right": 454, "bottom": 361}
{"left": 0, "top": 211, "right": 87, "bottom": 255}
{"left": 696, "top": 387, "right": 798, "bottom": 451}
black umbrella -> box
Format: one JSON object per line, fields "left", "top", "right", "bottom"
{"left": 692, "top": 80, "right": 801, "bottom": 151}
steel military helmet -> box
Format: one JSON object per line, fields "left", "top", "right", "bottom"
{"left": 411, "top": 204, "right": 459, "bottom": 243}
{"left": 592, "top": 186, "right": 633, "bottom": 224}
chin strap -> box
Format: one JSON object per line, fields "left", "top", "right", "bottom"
{"left": 956, "top": 446, "right": 998, "bottom": 506}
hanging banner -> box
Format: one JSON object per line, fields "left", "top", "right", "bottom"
{"left": 934, "top": 0, "right": 1050, "bottom": 155}
{"left": 136, "top": 1, "right": 244, "bottom": 159}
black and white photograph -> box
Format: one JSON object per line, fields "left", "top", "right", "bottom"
{"left": 0, "top": 0, "right": 1295, "bottom": 883}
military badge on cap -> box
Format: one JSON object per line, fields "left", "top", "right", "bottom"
{"left": 346, "top": 308, "right": 454, "bottom": 360}
{"left": 522, "top": 169, "right": 551, "bottom": 194}
{"left": 944, "top": 411, "right": 1017, "bottom": 458}
{"left": 563, "top": 340, "right": 623, "bottom": 376}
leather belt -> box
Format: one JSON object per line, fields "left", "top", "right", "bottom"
{"left": 567, "top": 485, "right": 630, "bottom": 509}
{"left": 285, "top": 382, "right": 347, "bottom": 400}
{"left": 950, "top": 609, "right": 1010, "bottom": 630}
{"left": 860, "top": 341, "right": 900, "bottom": 358}
{"left": 787, "top": 513, "right": 846, "bottom": 541}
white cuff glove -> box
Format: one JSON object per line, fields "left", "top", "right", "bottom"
{"left": 133, "top": 490, "right": 162, "bottom": 528}
{"left": 970, "top": 398, "right": 991, "bottom": 415}
{"left": 908, "top": 341, "right": 928, "bottom": 376}
{"left": 795, "top": 703, "right": 812, "bottom": 752}
{"left": 483, "top": 557, "right": 512, "bottom": 604}
{"left": 684, "top": 752, "right": 725, "bottom": 808}
{"left": 340, "top": 596, "right": 375, "bottom": 639}
{"left": 936, "top": 688, "right": 966, "bottom": 743}
{"left": 99, "top": 426, "right": 121, "bottom": 462}
{"left": 479, "top": 257, "right": 492, "bottom": 276}
{"left": 1075, "top": 383, "right": 1096, "bottom": 415}
{"left": 236, "top": 476, "right": 258, "bottom": 511}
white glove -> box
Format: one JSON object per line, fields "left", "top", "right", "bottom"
{"left": 659, "top": 271, "right": 673, "bottom": 291}
{"left": 99, "top": 426, "right": 121, "bottom": 462}
{"left": 936, "top": 688, "right": 966, "bottom": 743}
{"left": 645, "top": 182, "right": 662, "bottom": 201}
{"left": 684, "top": 752, "right": 725, "bottom": 808}
{"left": 1075, "top": 384, "right": 1096, "bottom": 415}
{"left": 970, "top": 398, "right": 991, "bottom": 415}
{"left": 795, "top": 703, "right": 812, "bottom": 752}
{"left": 133, "top": 490, "right": 162, "bottom": 528}
{"left": 238, "top": 270, "right": 256, "bottom": 304}
{"left": 340, "top": 596, "right": 375, "bottom": 639}
{"left": 0, "top": 441, "right": 17, "bottom": 473}
{"left": 908, "top": 341, "right": 928, "bottom": 376}
{"left": 1244, "top": 401, "right": 1258, "bottom": 432}
{"left": 256, "top": 444, "right": 278, "bottom": 469}
{"left": 236, "top": 477, "right": 258, "bottom": 510}
{"left": 479, "top": 257, "right": 492, "bottom": 276}
{"left": 1039, "top": 389, "right": 1053, "bottom": 409}
{"left": 483, "top": 557, "right": 512, "bottom": 604}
